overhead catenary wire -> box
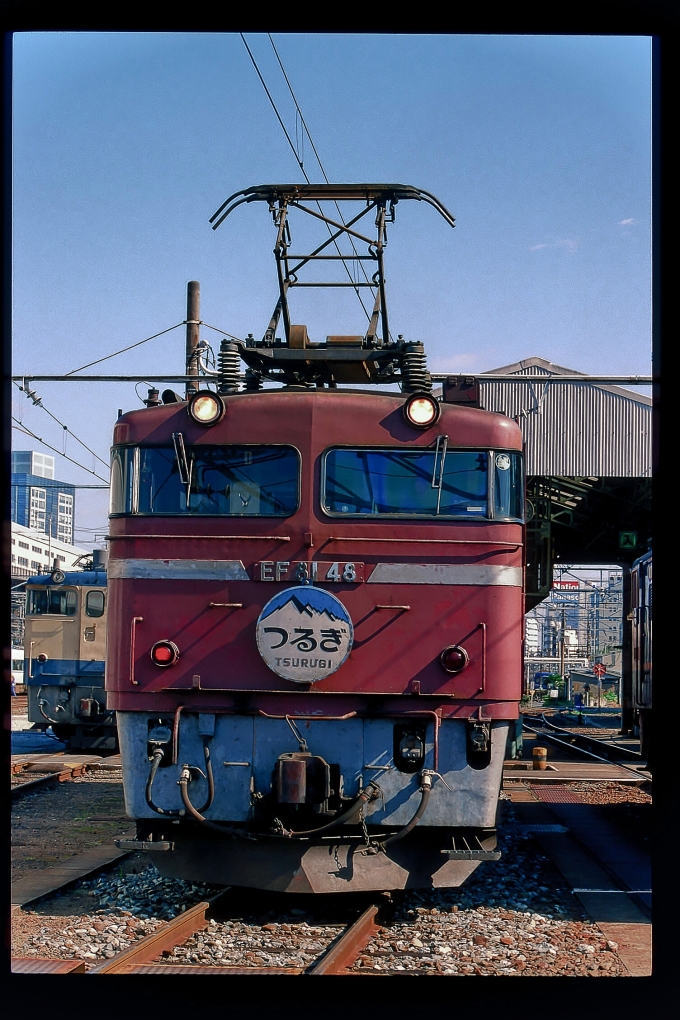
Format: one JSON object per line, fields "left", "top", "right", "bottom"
{"left": 63, "top": 321, "right": 187, "bottom": 376}
{"left": 267, "top": 34, "right": 379, "bottom": 322}
{"left": 58, "top": 319, "right": 242, "bottom": 380}
{"left": 15, "top": 381, "right": 109, "bottom": 469}
{"left": 12, "top": 419, "right": 109, "bottom": 483}
{"left": 241, "top": 34, "right": 375, "bottom": 326}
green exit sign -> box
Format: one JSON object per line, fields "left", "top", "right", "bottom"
{"left": 619, "top": 531, "right": 637, "bottom": 550}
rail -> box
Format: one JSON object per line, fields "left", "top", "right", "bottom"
{"left": 522, "top": 719, "right": 649, "bottom": 782}
{"left": 85, "top": 890, "right": 386, "bottom": 975}
{"left": 538, "top": 713, "right": 643, "bottom": 761}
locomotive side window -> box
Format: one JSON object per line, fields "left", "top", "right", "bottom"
{"left": 109, "top": 447, "right": 135, "bottom": 515}
{"left": 27, "top": 588, "right": 77, "bottom": 616}
{"left": 322, "top": 448, "right": 489, "bottom": 518}
{"left": 85, "top": 590, "right": 106, "bottom": 617}
{"left": 110, "top": 445, "right": 300, "bottom": 517}
{"left": 492, "top": 452, "right": 524, "bottom": 520}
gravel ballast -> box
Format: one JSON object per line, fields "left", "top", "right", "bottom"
{"left": 12, "top": 816, "right": 627, "bottom": 975}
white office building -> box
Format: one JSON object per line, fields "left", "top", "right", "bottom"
{"left": 10, "top": 521, "right": 89, "bottom": 580}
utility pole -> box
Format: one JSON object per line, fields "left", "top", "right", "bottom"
{"left": 185, "top": 281, "right": 200, "bottom": 398}
{"left": 559, "top": 604, "right": 565, "bottom": 680}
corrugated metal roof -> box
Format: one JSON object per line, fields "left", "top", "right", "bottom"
{"left": 478, "top": 358, "right": 651, "bottom": 477}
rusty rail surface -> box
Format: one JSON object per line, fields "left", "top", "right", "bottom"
{"left": 86, "top": 895, "right": 384, "bottom": 976}
{"left": 11, "top": 767, "right": 88, "bottom": 799}
{"left": 87, "top": 897, "right": 221, "bottom": 974}
{"left": 307, "top": 903, "right": 382, "bottom": 975}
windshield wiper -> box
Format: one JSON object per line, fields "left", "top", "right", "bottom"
{"left": 431, "top": 435, "right": 449, "bottom": 515}
{"left": 172, "top": 432, "right": 193, "bottom": 507}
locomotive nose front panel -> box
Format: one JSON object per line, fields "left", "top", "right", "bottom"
{"left": 117, "top": 711, "right": 507, "bottom": 830}
{"left": 108, "top": 569, "right": 521, "bottom": 702}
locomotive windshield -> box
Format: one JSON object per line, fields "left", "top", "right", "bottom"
{"left": 323, "top": 448, "right": 523, "bottom": 520}
{"left": 27, "top": 588, "right": 77, "bottom": 615}
{"left": 110, "top": 445, "right": 299, "bottom": 516}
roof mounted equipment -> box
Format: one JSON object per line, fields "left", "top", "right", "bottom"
{"left": 210, "top": 184, "right": 455, "bottom": 390}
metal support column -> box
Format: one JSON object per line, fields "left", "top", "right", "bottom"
{"left": 620, "top": 568, "right": 634, "bottom": 734}
{"left": 185, "top": 281, "right": 200, "bottom": 398}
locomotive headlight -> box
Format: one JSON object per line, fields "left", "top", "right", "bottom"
{"left": 150, "top": 640, "right": 180, "bottom": 667}
{"left": 440, "top": 644, "right": 469, "bottom": 674}
{"left": 403, "top": 392, "right": 441, "bottom": 429}
{"left": 188, "top": 391, "right": 225, "bottom": 426}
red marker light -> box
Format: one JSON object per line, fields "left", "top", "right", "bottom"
{"left": 150, "top": 641, "right": 180, "bottom": 667}
{"left": 440, "top": 645, "right": 469, "bottom": 674}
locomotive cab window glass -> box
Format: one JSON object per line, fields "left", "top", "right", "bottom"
{"left": 493, "top": 452, "right": 524, "bottom": 520}
{"left": 109, "top": 447, "right": 135, "bottom": 515}
{"left": 110, "top": 445, "right": 299, "bottom": 516}
{"left": 27, "top": 588, "right": 77, "bottom": 616}
{"left": 85, "top": 590, "right": 106, "bottom": 617}
{"left": 323, "top": 447, "right": 490, "bottom": 518}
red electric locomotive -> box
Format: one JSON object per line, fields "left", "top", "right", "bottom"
{"left": 109, "top": 186, "right": 525, "bottom": 893}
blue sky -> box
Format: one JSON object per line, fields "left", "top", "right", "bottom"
{"left": 11, "top": 33, "right": 652, "bottom": 544}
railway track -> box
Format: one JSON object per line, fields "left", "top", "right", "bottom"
{"left": 13, "top": 880, "right": 386, "bottom": 976}
{"left": 87, "top": 894, "right": 383, "bottom": 975}
{"left": 11, "top": 752, "right": 122, "bottom": 799}
{"left": 522, "top": 715, "right": 650, "bottom": 782}
{"left": 11, "top": 735, "right": 650, "bottom": 977}
{"left": 12, "top": 768, "right": 650, "bottom": 976}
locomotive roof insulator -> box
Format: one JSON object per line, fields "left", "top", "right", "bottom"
{"left": 403, "top": 391, "right": 441, "bottom": 429}
{"left": 188, "top": 391, "right": 225, "bottom": 427}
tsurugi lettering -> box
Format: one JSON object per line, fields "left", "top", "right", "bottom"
{"left": 275, "top": 657, "right": 333, "bottom": 668}
{"left": 262, "top": 626, "right": 345, "bottom": 652}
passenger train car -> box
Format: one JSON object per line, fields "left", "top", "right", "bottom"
{"left": 109, "top": 185, "right": 526, "bottom": 893}
{"left": 24, "top": 552, "right": 116, "bottom": 749}
{"left": 630, "top": 548, "right": 652, "bottom": 762}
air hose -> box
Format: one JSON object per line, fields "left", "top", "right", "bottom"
{"left": 145, "top": 747, "right": 183, "bottom": 817}
{"left": 375, "top": 771, "right": 433, "bottom": 848}
{"left": 179, "top": 765, "right": 252, "bottom": 837}
{"left": 281, "top": 782, "right": 382, "bottom": 839}
{"left": 37, "top": 686, "right": 68, "bottom": 726}
{"left": 179, "top": 741, "right": 253, "bottom": 837}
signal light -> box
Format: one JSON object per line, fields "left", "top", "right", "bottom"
{"left": 188, "top": 391, "right": 225, "bottom": 426}
{"left": 403, "top": 392, "right": 440, "bottom": 429}
{"left": 440, "top": 645, "right": 469, "bottom": 674}
{"left": 150, "top": 640, "right": 180, "bottom": 668}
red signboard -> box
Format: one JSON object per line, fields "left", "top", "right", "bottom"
{"left": 592, "top": 663, "right": 606, "bottom": 676}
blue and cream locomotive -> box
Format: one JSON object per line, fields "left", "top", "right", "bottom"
{"left": 24, "top": 550, "right": 116, "bottom": 750}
